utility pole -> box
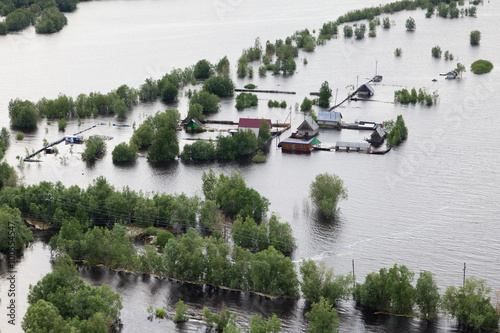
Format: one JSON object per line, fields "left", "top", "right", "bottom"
{"left": 356, "top": 75, "right": 359, "bottom": 90}
{"left": 463, "top": 262, "right": 466, "bottom": 286}
{"left": 334, "top": 88, "right": 339, "bottom": 106}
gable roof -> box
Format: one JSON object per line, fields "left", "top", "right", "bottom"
{"left": 358, "top": 83, "right": 375, "bottom": 94}
{"left": 318, "top": 111, "right": 342, "bottom": 122}
{"left": 188, "top": 118, "right": 204, "bottom": 127}
{"left": 298, "top": 116, "right": 319, "bottom": 131}
{"left": 238, "top": 118, "right": 271, "bottom": 129}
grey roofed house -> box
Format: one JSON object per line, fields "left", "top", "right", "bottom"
{"left": 297, "top": 116, "right": 319, "bottom": 137}
{"left": 368, "top": 126, "right": 387, "bottom": 144}
{"left": 357, "top": 83, "right": 375, "bottom": 97}
{"left": 317, "top": 111, "right": 342, "bottom": 126}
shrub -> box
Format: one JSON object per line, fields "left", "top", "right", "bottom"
{"left": 431, "top": 46, "right": 442, "bottom": 58}
{"left": 155, "top": 308, "right": 166, "bottom": 318}
{"left": 300, "top": 97, "right": 313, "bottom": 111}
{"left": 405, "top": 17, "right": 416, "bottom": 31}
{"left": 58, "top": 118, "right": 66, "bottom": 131}
{"left": 244, "top": 83, "right": 257, "bottom": 89}
{"left": 82, "top": 136, "right": 106, "bottom": 161}
{"left": 112, "top": 142, "right": 138, "bottom": 163}
{"left": 252, "top": 150, "right": 266, "bottom": 163}
{"left": 235, "top": 93, "right": 258, "bottom": 110}
{"left": 203, "top": 76, "right": 235, "bottom": 97}
{"left": 173, "top": 300, "right": 188, "bottom": 323}
{"left": 156, "top": 230, "right": 174, "bottom": 247}
{"left": 193, "top": 59, "right": 213, "bottom": 79}
{"left": 470, "top": 60, "right": 493, "bottom": 74}
{"left": 309, "top": 173, "right": 347, "bottom": 218}
{"left": 470, "top": 30, "right": 481, "bottom": 45}
{"left": 386, "top": 115, "right": 408, "bottom": 146}
{"left": 145, "top": 226, "right": 157, "bottom": 236}
{"left": 16, "top": 133, "right": 24, "bottom": 140}
{"left": 394, "top": 48, "right": 402, "bottom": 57}
{"left": 343, "top": 25, "right": 353, "bottom": 38}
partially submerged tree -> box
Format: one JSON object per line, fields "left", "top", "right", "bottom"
{"left": 309, "top": 173, "right": 347, "bottom": 218}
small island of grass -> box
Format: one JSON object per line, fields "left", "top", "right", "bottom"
{"left": 470, "top": 60, "right": 493, "bottom": 74}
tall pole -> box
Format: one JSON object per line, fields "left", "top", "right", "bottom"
{"left": 356, "top": 75, "right": 359, "bottom": 90}
{"left": 375, "top": 60, "right": 378, "bottom": 75}
{"left": 334, "top": 88, "right": 338, "bottom": 106}
{"left": 463, "top": 262, "right": 466, "bottom": 286}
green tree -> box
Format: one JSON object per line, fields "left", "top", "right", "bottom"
{"left": 156, "top": 230, "right": 174, "bottom": 247}
{"left": 453, "top": 63, "right": 466, "bottom": 77}
{"left": 5, "top": 8, "right": 32, "bottom": 32}
{"left": 318, "top": 81, "right": 332, "bottom": 108}
{"left": 147, "top": 128, "right": 179, "bottom": 162}
{"left": 130, "top": 122, "right": 154, "bottom": 148}
{"left": 173, "top": 299, "right": 189, "bottom": 323}
{"left": 112, "top": 142, "right": 138, "bottom": 163}
{"left": 188, "top": 103, "right": 205, "bottom": 120}
{"left": 470, "top": 59, "right": 493, "bottom": 74}
{"left": 0, "top": 205, "right": 33, "bottom": 251}
{"left": 216, "top": 56, "right": 230, "bottom": 77}
{"left": 161, "top": 81, "right": 179, "bottom": 102}
{"left": 300, "top": 97, "right": 313, "bottom": 111}
{"left": 309, "top": 173, "right": 347, "bottom": 218}
{"left": 82, "top": 136, "right": 106, "bottom": 161}
{"left": 354, "top": 268, "right": 390, "bottom": 311}
{"left": 194, "top": 59, "right": 213, "bottom": 79}
{"left": 470, "top": 30, "right": 481, "bottom": 45}
{"left": 114, "top": 98, "right": 128, "bottom": 118}
{"left": 203, "top": 76, "right": 235, "bottom": 97}
{"left": 386, "top": 264, "right": 415, "bottom": 314}
{"left": 202, "top": 169, "right": 217, "bottom": 200}
{"left": 405, "top": 17, "right": 416, "bottom": 31}
{"left": 382, "top": 17, "right": 390, "bottom": 28}
{"left": 442, "top": 277, "right": 499, "bottom": 330}
{"left": 305, "top": 297, "right": 339, "bottom": 333}
{"left": 22, "top": 299, "right": 67, "bottom": 333}
{"left": 431, "top": 46, "right": 442, "bottom": 58}
{"left": 203, "top": 306, "right": 237, "bottom": 332}
{"left": 0, "top": 162, "right": 18, "bottom": 189}
{"left": 343, "top": 25, "right": 353, "bottom": 38}
{"left": 9, "top": 99, "right": 38, "bottom": 129}
{"left": 190, "top": 90, "right": 220, "bottom": 113}
{"left": 249, "top": 314, "right": 281, "bottom": 333}
{"left": 415, "top": 271, "right": 440, "bottom": 320}
{"left": 35, "top": 7, "right": 67, "bottom": 34}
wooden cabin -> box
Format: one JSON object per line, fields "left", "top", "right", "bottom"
{"left": 357, "top": 83, "right": 375, "bottom": 97}
{"left": 368, "top": 126, "right": 386, "bottom": 145}
{"left": 317, "top": 111, "right": 342, "bottom": 128}
{"left": 185, "top": 118, "right": 204, "bottom": 133}
{"left": 281, "top": 138, "right": 313, "bottom": 152}
{"left": 296, "top": 116, "right": 319, "bottom": 138}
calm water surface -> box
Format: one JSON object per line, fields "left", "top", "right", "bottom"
{"left": 1, "top": 0, "right": 500, "bottom": 332}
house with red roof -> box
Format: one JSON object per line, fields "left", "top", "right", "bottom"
{"left": 238, "top": 118, "right": 272, "bottom": 137}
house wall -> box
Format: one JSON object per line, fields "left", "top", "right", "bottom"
{"left": 282, "top": 142, "right": 311, "bottom": 152}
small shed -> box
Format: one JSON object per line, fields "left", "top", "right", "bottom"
{"left": 368, "top": 126, "right": 386, "bottom": 145}
{"left": 357, "top": 83, "right": 375, "bottom": 97}
{"left": 64, "top": 135, "right": 83, "bottom": 144}
{"left": 185, "top": 118, "right": 204, "bottom": 133}
{"left": 281, "top": 138, "right": 313, "bottom": 152}
{"left": 445, "top": 71, "right": 457, "bottom": 79}
{"left": 297, "top": 116, "right": 319, "bottom": 137}
{"left": 335, "top": 141, "right": 371, "bottom": 152}
{"left": 238, "top": 118, "right": 272, "bottom": 137}
{"left": 317, "top": 111, "right": 343, "bottom": 127}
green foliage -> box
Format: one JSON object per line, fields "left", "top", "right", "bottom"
{"left": 394, "top": 48, "right": 402, "bottom": 57}
{"left": 354, "top": 24, "right": 366, "bottom": 39}
{"left": 470, "top": 59, "right": 493, "bottom": 74}
{"left": 431, "top": 45, "right": 442, "bottom": 58}
{"left": 216, "top": 130, "right": 258, "bottom": 160}
{"left": 305, "top": 297, "right": 339, "bottom": 333}
{"left": 319, "top": 21, "right": 338, "bottom": 39}
{"left": 82, "top": 136, "right": 106, "bottom": 161}
{"left": 173, "top": 300, "right": 188, "bottom": 323}
{"left": 190, "top": 90, "right": 220, "bottom": 113}
{"left": 5, "top": 8, "right": 32, "bottom": 32}
{"left": 194, "top": 59, "right": 213, "bottom": 79}
{"left": 442, "top": 277, "right": 499, "bottom": 330}
{"left": 0, "top": 22, "right": 7, "bottom": 35}
{"left": 211, "top": 171, "right": 269, "bottom": 220}
{"left": 161, "top": 81, "right": 179, "bottom": 102}
{"left": 57, "top": 117, "right": 66, "bottom": 131}
{"left": 116, "top": 84, "right": 138, "bottom": 108}
{"left": 405, "top": 17, "right": 416, "bottom": 31}
{"left": 235, "top": 93, "right": 258, "bottom": 110}
{"left": 237, "top": 55, "right": 249, "bottom": 78}
{"left": 155, "top": 308, "right": 166, "bottom": 318}
{"left": 139, "top": 78, "right": 159, "bottom": 102}
{"left": 9, "top": 99, "right": 38, "bottom": 129}
{"left": 35, "top": 7, "right": 67, "bottom": 34}
{"left": 145, "top": 226, "right": 157, "bottom": 236}
{"left": 156, "top": 230, "right": 174, "bottom": 247}
{"left": 130, "top": 122, "right": 154, "bottom": 148}
{"left": 56, "top": 0, "right": 79, "bottom": 13}
{"left": 112, "top": 142, "right": 138, "bottom": 163}
{"left": 415, "top": 271, "right": 440, "bottom": 319}
{"left": 382, "top": 17, "right": 390, "bottom": 28}
{"left": 232, "top": 214, "right": 295, "bottom": 254}
{"left": 203, "top": 76, "right": 235, "bottom": 97}
{"left": 187, "top": 103, "right": 205, "bottom": 121}
{"left": 181, "top": 140, "right": 216, "bottom": 161}
{"left": 300, "top": 97, "right": 313, "bottom": 111}
{"left": 343, "top": 25, "right": 353, "bottom": 38}
{"left": 394, "top": 87, "right": 434, "bottom": 106}
{"left": 244, "top": 83, "right": 257, "bottom": 89}
{"left": 38, "top": 94, "right": 75, "bottom": 119}
{"left": 309, "top": 173, "right": 347, "bottom": 218}
{"left": 249, "top": 314, "right": 281, "bottom": 333}
{"left": 203, "top": 306, "right": 237, "bottom": 331}
{"left": 454, "top": 63, "right": 466, "bottom": 76}
{"left": 252, "top": 150, "right": 266, "bottom": 163}
{"left": 147, "top": 127, "right": 179, "bottom": 162}
{"left": 470, "top": 30, "right": 481, "bottom": 45}
{"left": 426, "top": 6, "right": 434, "bottom": 18}
{"left": 318, "top": 81, "right": 332, "bottom": 108}
{"left": 24, "top": 255, "right": 122, "bottom": 331}
{"left": 293, "top": 29, "right": 316, "bottom": 52}
{"left": 0, "top": 205, "right": 33, "bottom": 251}
{"left": 386, "top": 115, "right": 408, "bottom": 146}
{"left": 16, "top": 132, "right": 24, "bottom": 140}
{"left": 437, "top": 3, "right": 449, "bottom": 17}
{"left": 216, "top": 56, "right": 230, "bottom": 77}
{"left": 386, "top": 264, "right": 415, "bottom": 314}
{"left": 300, "top": 259, "right": 353, "bottom": 305}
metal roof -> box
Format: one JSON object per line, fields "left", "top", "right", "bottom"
{"left": 358, "top": 83, "right": 375, "bottom": 94}
{"left": 238, "top": 118, "right": 271, "bottom": 129}
{"left": 298, "top": 116, "right": 319, "bottom": 131}
{"left": 317, "top": 111, "right": 342, "bottom": 122}
{"left": 335, "top": 141, "right": 371, "bottom": 149}
{"left": 281, "top": 138, "right": 313, "bottom": 144}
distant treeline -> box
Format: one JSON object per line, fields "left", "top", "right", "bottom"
{"left": 0, "top": 0, "right": 87, "bottom": 35}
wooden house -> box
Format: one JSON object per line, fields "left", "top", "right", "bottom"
{"left": 238, "top": 118, "right": 271, "bottom": 137}
{"left": 317, "top": 111, "right": 342, "bottom": 127}
{"left": 368, "top": 126, "right": 386, "bottom": 145}
{"left": 281, "top": 138, "right": 313, "bottom": 152}
{"left": 357, "top": 83, "right": 374, "bottom": 97}
{"left": 185, "top": 118, "right": 204, "bottom": 133}
{"left": 297, "top": 116, "right": 319, "bottom": 137}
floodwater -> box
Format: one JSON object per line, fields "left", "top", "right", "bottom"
{"left": 1, "top": 0, "right": 500, "bottom": 332}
